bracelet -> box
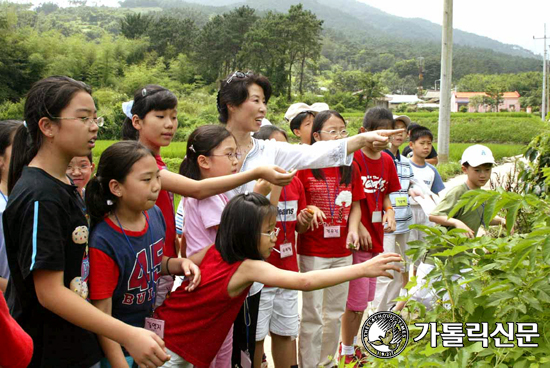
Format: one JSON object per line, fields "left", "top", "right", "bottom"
{"left": 166, "top": 257, "right": 173, "bottom": 276}
{"left": 385, "top": 206, "right": 394, "bottom": 211}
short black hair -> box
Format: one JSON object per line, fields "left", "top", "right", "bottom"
{"left": 407, "top": 123, "right": 420, "bottom": 132}
{"left": 290, "top": 111, "right": 315, "bottom": 132}
{"left": 253, "top": 125, "right": 288, "bottom": 141}
{"left": 215, "top": 192, "right": 278, "bottom": 263}
{"left": 409, "top": 125, "right": 433, "bottom": 142}
{"left": 362, "top": 107, "right": 394, "bottom": 131}
{"left": 217, "top": 71, "right": 272, "bottom": 124}
{"left": 462, "top": 162, "right": 493, "bottom": 169}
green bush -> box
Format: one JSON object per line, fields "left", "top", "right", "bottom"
{"left": 374, "top": 189, "right": 550, "bottom": 367}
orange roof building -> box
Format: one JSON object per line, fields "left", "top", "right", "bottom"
{"left": 451, "top": 91, "right": 521, "bottom": 112}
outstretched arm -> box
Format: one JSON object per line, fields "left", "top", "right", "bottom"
{"left": 160, "top": 166, "right": 296, "bottom": 200}
{"left": 345, "top": 129, "right": 404, "bottom": 156}
{"left": 229, "top": 253, "right": 402, "bottom": 296}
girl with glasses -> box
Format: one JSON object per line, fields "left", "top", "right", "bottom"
{"left": 4, "top": 76, "right": 169, "bottom": 368}
{"left": 175, "top": 124, "right": 241, "bottom": 368}
{"left": 66, "top": 153, "right": 95, "bottom": 198}
{"left": 296, "top": 110, "right": 366, "bottom": 368}
{"left": 155, "top": 192, "right": 402, "bottom": 368}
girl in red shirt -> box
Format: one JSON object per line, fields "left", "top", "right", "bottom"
{"left": 156, "top": 192, "right": 402, "bottom": 368}
{"left": 296, "top": 110, "right": 366, "bottom": 368}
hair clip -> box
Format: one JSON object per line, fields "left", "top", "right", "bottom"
{"left": 106, "top": 199, "right": 113, "bottom": 206}
{"left": 189, "top": 145, "right": 196, "bottom": 153}
{"left": 244, "top": 191, "right": 249, "bottom": 196}
{"left": 23, "top": 121, "right": 28, "bottom": 128}
{"left": 122, "top": 100, "right": 134, "bottom": 119}
{"left": 142, "top": 88, "right": 147, "bottom": 96}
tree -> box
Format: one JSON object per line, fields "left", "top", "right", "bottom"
{"left": 486, "top": 85, "right": 504, "bottom": 112}
{"left": 120, "top": 13, "right": 152, "bottom": 40}
{"left": 468, "top": 94, "right": 485, "bottom": 112}
{"left": 356, "top": 72, "right": 386, "bottom": 108}
{"left": 146, "top": 16, "right": 197, "bottom": 60}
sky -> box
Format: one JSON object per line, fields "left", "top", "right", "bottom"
{"left": 358, "top": 0, "right": 550, "bottom": 56}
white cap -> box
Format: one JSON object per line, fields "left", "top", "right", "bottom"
{"left": 393, "top": 115, "right": 411, "bottom": 126}
{"left": 284, "top": 102, "right": 330, "bottom": 123}
{"left": 260, "top": 118, "right": 272, "bottom": 127}
{"left": 461, "top": 145, "right": 495, "bottom": 167}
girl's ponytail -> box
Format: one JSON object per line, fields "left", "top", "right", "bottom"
{"left": 8, "top": 76, "right": 92, "bottom": 194}
{"left": 85, "top": 174, "right": 116, "bottom": 228}
{"left": 178, "top": 125, "right": 232, "bottom": 181}
{"left": 121, "top": 85, "right": 178, "bottom": 141}
{"left": 7, "top": 124, "right": 36, "bottom": 194}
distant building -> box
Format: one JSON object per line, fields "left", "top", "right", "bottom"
{"left": 451, "top": 91, "right": 521, "bottom": 112}
{"left": 386, "top": 94, "right": 424, "bottom": 106}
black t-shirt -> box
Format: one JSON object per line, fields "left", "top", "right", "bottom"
{"left": 4, "top": 167, "right": 102, "bottom": 368}
{"left": 402, "top": 145, "right": 438, "bottom": 159}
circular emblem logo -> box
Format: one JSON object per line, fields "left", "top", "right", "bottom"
{"left": 361, "top": 311, "right": 409, "bottom": 359}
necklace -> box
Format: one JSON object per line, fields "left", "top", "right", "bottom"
{"left": 239, "top": 138, "right": 254, "bottom": 158}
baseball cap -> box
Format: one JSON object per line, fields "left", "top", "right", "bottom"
{"left": 284, "top": 102, "right": 330, "bottom": 123}
{"left": 393, "top": 115, "right": 411, "bottom": 126}
{"left": 461, "top": 145, "right": 495, "bottom": 167}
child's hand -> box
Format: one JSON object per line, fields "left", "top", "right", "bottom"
{"left": 253, "top": 179, "right": 272, "bottom": 197}
{"left": 361, "top": 253, "right": 403, "bottom": 278}
{"left": 361, "top": 129, "right": 405, "bottom": 143}
{"left": 123, "top": 327, "right": 170, "bottom": 367}
{"left": 346, "top": 231, "right": 359, "bottom": 250}
{"left": 306, "top": 205, "right": 326, "bottom": 230}
{"left": 177, "top": 258, "right": 201, "bottom": 291}
{"left": 257, "top": 166, "right": 296, "bottom": 186}
{"left": 383, "top": 209, "right": 396, "bottom": 233}
{"left": 409, "top": 187, "right": 424, "bottom": 198}
{"left": 451, "top": 219, "right": 475, "bottom": 238}
{"left": 297, "top": 207, "right": 314, "bottom": 228}
{"left": 358, "top": 223, "right": 372, "bottom": 251}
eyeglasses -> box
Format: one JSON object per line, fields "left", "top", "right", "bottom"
{"left": 226, "top": 71, "right": 252, "bottom": 84}
{"left": 261, "top": 227, "right": 280, "bottom": 241}
{"left": 319, "top": 129, "right": 349, "bottom": 138}
{"left": 210, "top": 152, "right": 242, "bottom": 161}
{"left": 52, "top": 116, "right": 104, "bottom": 128}
{"left": 67, "top": 164, "right": 92, "bottom": 173}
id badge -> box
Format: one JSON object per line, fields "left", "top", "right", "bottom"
{"left": 145, "top": 317, "right": 165, "bottom": 339}
{"left": 372, "top": 211, "right": 382, "bottom": 223}
{"left": 395, "top": 196, "right": 408, "bottom": 206}
{"left": 241, "top": 350, "right": 252, "bottom": 368}
{"left": 280, "top": 242, "right": 293, "bottom": 258}
{"left": 324, "top": 225, "right": 341, "bottom": 238}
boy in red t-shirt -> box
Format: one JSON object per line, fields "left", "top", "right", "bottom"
{"left": 339, "top": 107, "right": 401, "bottom": 364}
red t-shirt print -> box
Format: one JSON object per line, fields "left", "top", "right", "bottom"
{"left": 297, "top": 163, "right": 365, "bottom": 258}
{"left": 353, "top": 150, "right": 401, "bottom": 254}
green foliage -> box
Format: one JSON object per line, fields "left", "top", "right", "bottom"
{"left": 519, "top": 133, "right": 550, "bottom": 198}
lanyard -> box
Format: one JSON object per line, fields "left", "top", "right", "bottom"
{"left": 360, "top": 150, "right": 384, "bottom": 211}
{"left": 115, "top": 212, "right": 157, "bottom": 308}
{"left": 280, "top": 187, "right": 288, "bottom": 242}
{"left": 323, "top": 170, "right": 340, "bottom": 224}
{"left": 244, "top": 293, "right": 251, "bottom": 352}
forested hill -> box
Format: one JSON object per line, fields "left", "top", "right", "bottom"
{"left": 136, "top": 0, "right": 537, "bottom": 60}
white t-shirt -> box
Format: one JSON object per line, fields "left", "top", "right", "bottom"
{"left": 409, "top": 161, "right": 445, "bottom": 205}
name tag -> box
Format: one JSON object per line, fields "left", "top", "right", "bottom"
{"left": 324, "top": 225, "right": 341, "bottom": 238}
{"left": 395, "top": 196, "right": 408, "bottom": 206}
{"left": 372, "top": 211, "right": 382, "bottom": 223}
{"left": 241, "top": 350, "right": 252, "bottom": 368}
{"left": 145, "top": 317, "right": 165, "bottom": 339}
{"left": 280, "top": 243, "right": 293, "bottom": 258}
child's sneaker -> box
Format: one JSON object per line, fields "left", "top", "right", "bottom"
{"left": 337, "top": 342, "right": 363, "bottom": 367}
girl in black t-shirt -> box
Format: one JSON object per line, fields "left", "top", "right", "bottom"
{"left": 4, "top": 76, "right": 170, "bottom": 368}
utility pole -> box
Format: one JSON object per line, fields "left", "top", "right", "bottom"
{"left": 534, "top": 24, "right": 547, "bottom": 121}
{"left": 437, "top": 0, "right": 453, "bottom": 163}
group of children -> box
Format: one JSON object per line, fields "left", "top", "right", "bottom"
{"left": 0, "top": 71, "right": 506, "bottom": 368}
